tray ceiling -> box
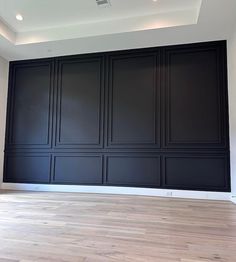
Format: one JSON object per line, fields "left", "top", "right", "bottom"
{"left": 0, "top": 0, "right": 202, "bottom": 44}
{"left": 0, "top": 0, "right": 236, "bottom": 61}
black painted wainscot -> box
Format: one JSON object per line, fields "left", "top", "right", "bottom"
{"left": 4, "top": 40, "right": 230, "bottom": 192}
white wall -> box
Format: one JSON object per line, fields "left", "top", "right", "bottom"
{"left": 228, "top": 27, "right": 236, "bottom": 197}
{"left": 0, "top": 56, "right": 9, "bottom": 185}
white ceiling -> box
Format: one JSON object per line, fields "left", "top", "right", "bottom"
{"left": 0, "top": 0, "right": 201, "bottom": 45}
{"left": 0, "top": 0, "right": 236, "bottom": 61}
{"left": 0, "top": 0, "right": 201, "bottom": 32}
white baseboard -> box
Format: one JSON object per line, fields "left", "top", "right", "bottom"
{"left": 0, "top": 183, "right": 232, "bottom": 201}
{"left": 231, "top": 195, "right": 236, "bottom": 204}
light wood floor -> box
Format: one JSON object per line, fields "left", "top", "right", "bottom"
{"left": 0, "top": 191, "right": 236, "bottom": 262}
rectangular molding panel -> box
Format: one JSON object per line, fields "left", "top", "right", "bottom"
{"left": 4, "top": 41, "right": 231, "bottom": 192}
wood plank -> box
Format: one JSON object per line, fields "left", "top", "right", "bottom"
{"left": 0, "top": 191, "right": 235, "bottom": 261}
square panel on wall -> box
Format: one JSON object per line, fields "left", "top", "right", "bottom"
{"left": 6, "top": 60, "right": 54, "bottom": 149}
{"left": 107, "top": 51, "right": 161, "bottom": 148}
{"left": 163, "top": 154, "right": 230, "bottom": 191}
{"left": 55, "top": 56, "right": 104, "bottom": 149}
{"left": 53, "top": 154, "right": 103, "bottom": 184}
{"left": 163, "top": 42, "right": 228, "bottom": 149}
{"left": 4, "top": 154, "right": 51, "bottom": 183}
{"left": 105, "top": 155, "right": 161, "bottom": 187}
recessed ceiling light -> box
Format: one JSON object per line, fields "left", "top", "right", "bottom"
{"left": 153, "top": 0, "right": 158, "bottom": 2}
{"left": 16, "top": 14, "right": 23, "bottom": 21}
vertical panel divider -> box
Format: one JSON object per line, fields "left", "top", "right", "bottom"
{"left": 52, "top": 58, "right": 58, "bottom": 150}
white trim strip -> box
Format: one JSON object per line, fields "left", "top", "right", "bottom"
{"left": 0, "top": 183, "right": 231, "bottom": 201}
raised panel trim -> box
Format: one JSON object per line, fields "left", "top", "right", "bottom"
{"left": 5, "top": 60, "right": 54, "bottom": 149}
{"left": 3, "top": 153, "right": 52, "bottom": 183}
{"left": 55, "top": 56, "right": 104, "bottom": 149}
{"left": 163, "top": 43, "right": 228, "bottom": 149}
{"left": 105, "top": 154, "right": 161, "bottom": 187}
{"left": 162, "top": 154, "right": 230, "bottom": 191}
{"left": 106, "top": 51, "right": 161, "bottom": 148}
{"left": 52, "top": 154, "right": 103, "bottom": 185}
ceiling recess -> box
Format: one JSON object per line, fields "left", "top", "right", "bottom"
{"left": 96, "top": 0, "right": 111, "bottom": 8}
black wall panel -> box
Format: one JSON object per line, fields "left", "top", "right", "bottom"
{"left": 4, "top": 154, "right": 51, "bottom": 183}
{"left": 107, "top": 52, "right": 160, "bottom": 148}
{"left": 4, "top": 41, "right": 230, "bottom": 192}
{"left": 106, "top": 155, "right": 160, "bottom": 187}
{"left": 164, "top": 43, "right": 228, "bottom": 148}
{"left": 163, "top": 154, "right": 229, "bottom": 191}
{"left": 53, "top": 155, "right": 102, "bottom": 184}
{"left": 56, "top": 57, "right": 104, "bottom": 148}
{"left": 6, "top": 60, "right": 54, "bottom": 148}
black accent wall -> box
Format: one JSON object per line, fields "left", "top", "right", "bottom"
{"left": 4, "top": 40, "right": 230, "bottom": 192}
